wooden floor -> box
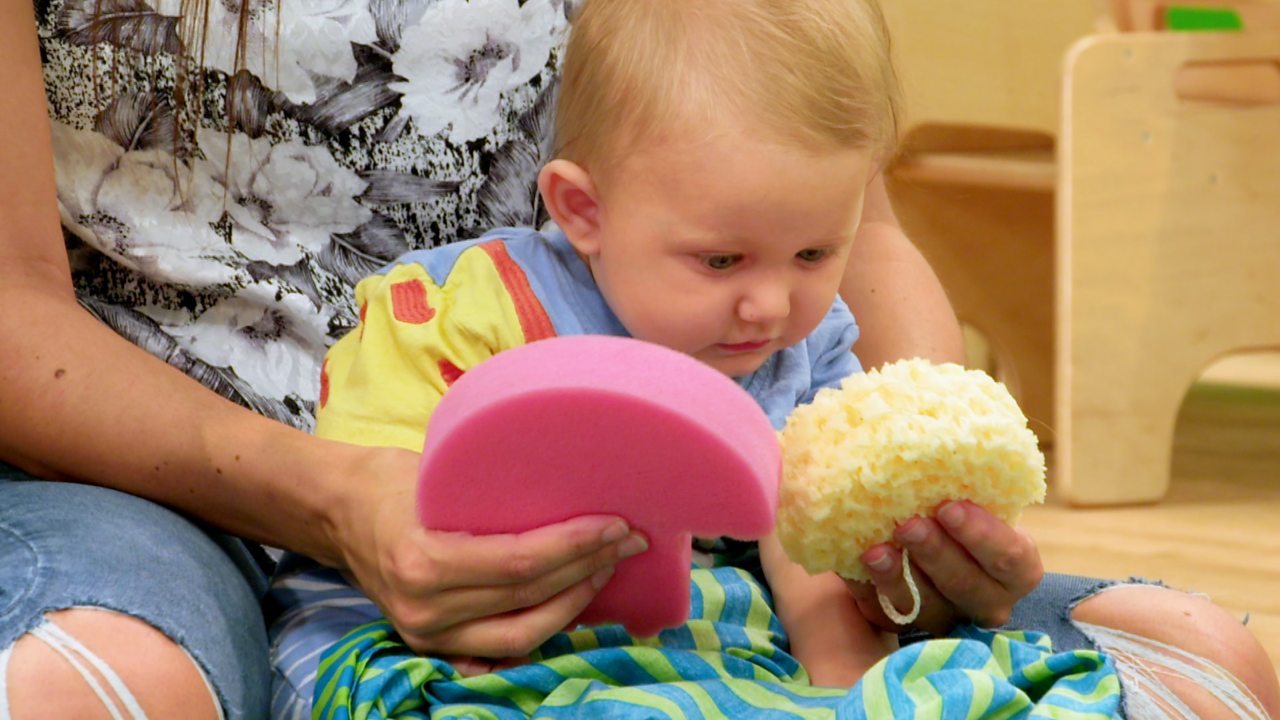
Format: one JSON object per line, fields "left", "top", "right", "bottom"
{"left": 1022, "top": 377, "right": 1280, "bottom": 673}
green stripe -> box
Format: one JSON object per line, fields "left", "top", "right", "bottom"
{"left": 898, "top": 640, "right": 955, "bottom": 720}
{"left": 992, "top": 634, "right": 1014, "bottom": 676}
{"left": 860, "top": 659, "right": 893, "bottom": 717}
{"left": 907, "top": 640, "right": 958, "bottom": 681}
{"left": 1040, "top": 672, "right": 1122, "bottom": 706}
{"left": 742, "top": 571, "right": 775, "bottom": 639}
{"left": 689, "top": 622, "right": 724, "bottom": 653}
{"left": 433, "top": 706, "right": 502, "bottom": 719}
{"left": 622, "top": 647, "right": 685, "bottom": 684}
{"left": 902, "top": 662, "right": 945, "bottom": 718}
{"left": 459, "top": 672, "right": 546, "bottom": 715}
{"left": 544, "top": 652, "right": 621, "bottom": 686}
{"left": 966, "top": 671, "right": 996, "bottom": 719}
{"left": 674, "top": 680, "right": 739, "bottom": 718}
{"left": 313, "top": 670, "right": 344, "bottom": 719}
{"left": 723, "top": 678, "right": 842, "bottom": 717}
{"left": 567, "top": 627, "right": 603, "bottom": 654}
{"left": 696, "top": 572, "right": 728, "bottom": 623}
{"left": 580, "top": 686, "right": 691, "bottom": 717}
{"left": 539, "top": 678, "right": 598, "bottom": 708}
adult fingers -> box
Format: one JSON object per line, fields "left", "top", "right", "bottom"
{"left": 856, "top": 543, "right": 956, "bottom": 636}
{"left": 934, "top": 501, "right": 1044, "bottom": 598}
{"left": 893, "top": 514, "right": 1013, "bottom": 628}
{"left": 442, "top": 655, "right": 496, "bottom": 677}
{"left": 444, "top": 655, "right": 529, "bottom": 676}
{"left": 844, "top": 576, "right": 895, "bottom": 631}
{"left": 402, "top": 534, "right": 646, "bottom": 630}
{"left": 402, "top": 574, "right": 604, "bottom": 658}
{"left": 421, "top": 515, "right": 642, "bottom": 590}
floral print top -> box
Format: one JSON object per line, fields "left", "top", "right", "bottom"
{"left": 36, "top": 0, "right": 574, "bottom": 430}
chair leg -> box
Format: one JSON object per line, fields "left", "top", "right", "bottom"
{"left": 1054, "top": 351, "right": 1187, "bottom": 505}
{"left": 885, "top": 178, "right": 1056, "bottom": 445}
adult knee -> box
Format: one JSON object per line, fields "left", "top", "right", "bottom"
{"left": 1072, "top": 585, "right": 1279, "bottom": 719}
{"left": 6, "top": 609, "right": 221, "bottom": 720}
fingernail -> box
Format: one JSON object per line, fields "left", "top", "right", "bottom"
{"left": 939, "top": 502, "right": 966, "bottom": 529}
{"left": 865, "top": 548, "right": 892, "bottom": 572}
{"left": 601, "top": 520, "right": 629, "bottom": 543}
{"left": 898, "top": 518, "right": 929, "bottom": 544}
{"left": 618, "top": 533, "right": 648, "bottom": 559}
{"left": 591, "top": 567, "right": 614, "bottom": 589}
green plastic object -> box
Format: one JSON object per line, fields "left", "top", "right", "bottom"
{"left": 1165, "top": 5, "right": 1245, "bottom": 31}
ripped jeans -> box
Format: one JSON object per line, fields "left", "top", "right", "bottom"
{"left": 0, "top": 464, "right": 270, "bottom": 719}
{"left": 1004, "top": 575, "right": 1269, "bottom": 718}
{"left": 0, "top": 462, "right": 1268, "bottom": 719}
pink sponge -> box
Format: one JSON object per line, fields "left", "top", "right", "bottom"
{"left": 417, "top": 335, "right": 779, "bottom": 637}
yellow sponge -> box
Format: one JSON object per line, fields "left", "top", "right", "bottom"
{"left": 776, "top": 358, "right": 1046, "bottom": 582}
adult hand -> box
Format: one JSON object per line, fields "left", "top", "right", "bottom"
{"left": 844, "top": 501, "right": 1043, "bottom": 636}
{"left": 327, "top": 446, "right": 649, "bottom": 659}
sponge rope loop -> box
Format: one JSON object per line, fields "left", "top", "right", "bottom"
{"left": 876, "top": 549, "right": 922, "bottom": 625}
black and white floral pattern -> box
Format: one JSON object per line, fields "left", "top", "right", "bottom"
{"left": 37, "top": 0, "right": 569, "bottom": 430}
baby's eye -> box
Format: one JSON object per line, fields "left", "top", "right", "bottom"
{"left": 796, "top": 248, "right": 831, "bottom": 263}
{"left": 700, "top": 253, "right": 742, "bottom": 271}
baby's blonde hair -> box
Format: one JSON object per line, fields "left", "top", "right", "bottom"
{"left": 554, "top": 0, "right": 902, "bottom": 175}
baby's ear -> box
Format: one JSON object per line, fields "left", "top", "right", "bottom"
{"left": 538, "top": 159, "right": 602, "bottom": 255}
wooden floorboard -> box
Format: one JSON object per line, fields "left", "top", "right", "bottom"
{"left": 1023, "top": 380, "right": 1280, "bottom": 672}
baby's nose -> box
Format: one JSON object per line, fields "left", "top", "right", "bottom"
{"left": 737, "top": 283, "right": 790, "bottom": 323}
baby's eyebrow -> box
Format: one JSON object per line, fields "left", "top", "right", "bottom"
{"left": 790, "top": 235, "right": 854, "bottom": 249}
{"left": 667, "top": 233, "right": 738, "bottom": 248}
{"left": 669, "top": 231, "right": 854, "bottom": 248}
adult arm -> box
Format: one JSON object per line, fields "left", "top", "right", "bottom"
{"left": 0, "top": 1, "right": 640, "bottom": 659}
{"left": 839, "top": 174, "right": 1044, "bottom": 635}
{"left": 842, "top": 173, "right": 966, "bottom": 368}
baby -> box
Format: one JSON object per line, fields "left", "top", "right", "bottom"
{"left": 270, "top": 0, "right": 906, "bottom": 713}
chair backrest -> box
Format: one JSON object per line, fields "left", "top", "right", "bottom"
{"left": 881, "top": 0, "right": 1280, "bottom": 143}
{"left": 1055, "top": 29, "right": 1280, "bottom": 501}
{"left": 880, "top": 0, "right": 1102, "bottom": 139}
{"left": 1057, "top": 29, "right": 1280, "bottom": 368}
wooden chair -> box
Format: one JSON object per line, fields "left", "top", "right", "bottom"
{"left": 880, "top": 0, "right": 1280, "bottom": 503}
{"left": 880, "top": 0, "right": 1098, "bottom": 448}
{"left": 1056, "top": 30, "right": 1280, "bottom": 503}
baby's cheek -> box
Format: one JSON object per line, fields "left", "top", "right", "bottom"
{"left": 787, "top": 307, "right": 829, "bottom": 344}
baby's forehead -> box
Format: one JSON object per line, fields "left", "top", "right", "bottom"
{"left": 595, "top": 117, "right": 858, "bottom": 181}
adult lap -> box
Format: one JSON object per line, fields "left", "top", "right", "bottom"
{"left": 0, "top": 463, "right": 272, "bottom": 719}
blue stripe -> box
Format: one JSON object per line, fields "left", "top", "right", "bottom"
{"left": 714, "top": 569, "right": 755, "bottom": 629}
{"left": 656, "top": 623, "right": 697, "bottom": 652}
{"left": 689, "top": 679, "right": 811, "bottom": 719}
{"left": 836, "top": 681, "right": 865, "bottom": 720}
{"left": 537, "top": 631, "right": 577, "bottom": 661}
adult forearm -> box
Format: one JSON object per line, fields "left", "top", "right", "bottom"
{"left": 843, "top": 175, "right": 965, "bottom": 368}
{"left": 2, "top": 0, "right": 355, "bottom": 564}
{"left": 842, "top": 221, "right": 965, "bottom": 368}
{"left": 0, "top": 278, "right": 355, "bottom": 564}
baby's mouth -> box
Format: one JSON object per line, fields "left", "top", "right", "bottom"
{"left": 716, "top": 340, "right": 770, "bottom": 353}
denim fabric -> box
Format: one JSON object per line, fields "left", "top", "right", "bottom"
{"left": 893, "top": 572, "right": 1151, "bottom": 651}
{"left": 0, "top": 462, "right": 271, "bottom": 719}
{"left": 1005, "top": 572, "right": 1168, "bottom": 653}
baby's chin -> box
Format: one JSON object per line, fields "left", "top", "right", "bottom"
{"left": 696, "top": 350, "right": 772, "bottom": 379}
